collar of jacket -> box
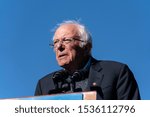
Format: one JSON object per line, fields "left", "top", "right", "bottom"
{"left": 85, "top": 57, "right": 104, "bottom": 91}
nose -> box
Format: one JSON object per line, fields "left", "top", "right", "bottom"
{"left": 55, "top": 42, "right": 65, "bottom": 52}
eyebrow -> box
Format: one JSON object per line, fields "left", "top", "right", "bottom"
{"left": 54, "top": 36, "right": 80, "bottom": 40}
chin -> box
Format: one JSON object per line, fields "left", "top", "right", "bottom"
{"left": 58, "top": 61, "right": 67, "bottom": 66}
{"left": 58, "top": 61, "right": 70, "bottom": 68}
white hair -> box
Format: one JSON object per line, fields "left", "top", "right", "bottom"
{"left": 53, "top": 20, "right": 92, "bottom": 49}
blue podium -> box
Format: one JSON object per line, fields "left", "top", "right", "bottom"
{"left": 7, "top": 91, "right": 96, "bottom": 100}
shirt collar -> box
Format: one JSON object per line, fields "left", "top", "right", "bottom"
{"left": 83, "top": 56, "right": 92, "bottom": 70}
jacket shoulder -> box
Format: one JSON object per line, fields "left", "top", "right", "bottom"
{"left": 92, "top": 59, "right": 132, "bottom": 77}
{"left": 93, "top": 59, "right": 127, "bottom": 69}
{"left": 100, "top": 60, "right": 126, "bottom": 67}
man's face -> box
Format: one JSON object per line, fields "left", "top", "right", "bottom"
{"left": 53, "top": 24, "right": 84, "bottom": 69}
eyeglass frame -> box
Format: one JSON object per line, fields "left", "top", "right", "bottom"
{"left": 49, "top": 37, "right": 86, "bottom": 49}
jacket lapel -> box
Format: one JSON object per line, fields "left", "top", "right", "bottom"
{"left": 85, "top": 58, "right": 104, "bottom": 98}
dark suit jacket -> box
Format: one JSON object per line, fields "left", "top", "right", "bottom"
{"left": 35, "top": 58, "right": 140, "bottom": 100}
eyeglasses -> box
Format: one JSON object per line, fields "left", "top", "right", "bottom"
{"left": 49, "top": 38, "right": 85, "bottom": 49}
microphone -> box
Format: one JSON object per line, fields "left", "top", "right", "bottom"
{"left": 49, "top": 69, "right": 89, "bottom": 94}
{"left": 69, "top": 69, "right": 89, "bottom": 91}
{"left": 52, "top": 70, "right": 69, "bottom": 89}
{"left": 71, "top": 69, "right": 89, "bottom": 82}
{"left": 52, "top": 70, "right": 69, "bottom": 82}
{"left": 49, "top": 70, "right": 70, "bottom": 94}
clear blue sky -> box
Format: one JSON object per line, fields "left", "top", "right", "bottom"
{"left": 0, "top": 0, "right": 150, "bottom": 99}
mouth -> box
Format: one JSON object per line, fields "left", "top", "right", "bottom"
{"left": 58, "top": 54, "right": 68, "bottom": 59}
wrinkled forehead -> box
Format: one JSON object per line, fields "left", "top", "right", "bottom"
{"left": 54, "top": 24, "right": 80, "bottom": 40}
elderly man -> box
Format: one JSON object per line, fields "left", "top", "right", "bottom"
{"left": 35, "top": 20, "right": 140, "bottom": 100}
